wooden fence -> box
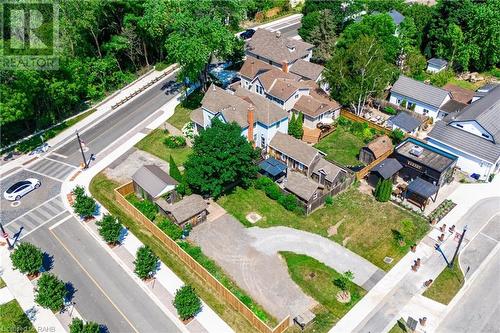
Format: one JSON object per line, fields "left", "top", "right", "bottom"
{"left": 340, "top": 109, "right": 392, "bottom": 135}
{"left": 115, "top": 182, "right": 291, "bottom": 333}
{"left": 305, "top": 174, "right": 355, "bottom": 214}
{"left": 354, "top": 148, "right": 394, "bottom": 180}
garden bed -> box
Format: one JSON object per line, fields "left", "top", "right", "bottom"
{"left": 428, "top": 199, "right": 456, "bottom": 224}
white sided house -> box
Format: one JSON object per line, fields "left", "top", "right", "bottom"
{"left": 389, "top": 75, "right": 453, "bottom": 120}
{"left": 427, "top": 85, "right": 500, "bottom": 180}
{"left": 190, "top": 84, "right": 288, "bottom": 149}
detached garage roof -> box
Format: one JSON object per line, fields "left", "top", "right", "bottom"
{"left": 391, "top": 76, "right": 450, "bottom": 108}
{"left": 132, "top": 165, "right": 178, "bottom": 198}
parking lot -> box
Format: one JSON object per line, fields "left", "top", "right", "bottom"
{"left": 0, "top": 169, "right": 61, "bottom": 222}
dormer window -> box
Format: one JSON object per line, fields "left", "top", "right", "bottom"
{"left": 482, "top": 134, "right": 490, "bottom": 139}
{"left": 456, "top": 124, "right": 463, "bottom": 128}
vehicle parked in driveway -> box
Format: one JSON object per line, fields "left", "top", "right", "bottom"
{"left": 3, "top": 178, "right": 41, "bottom": 201}
{"left": 240, "top": 29, "right": 255, "bottom": 40}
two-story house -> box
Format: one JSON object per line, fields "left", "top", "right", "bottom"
{"left": 190, "top": 84, "right": 288, "bottom": 149}
{"left": 389, "top": 75, "right": 453, "bottom": 120}
{"left": 427, "top": 85, "right": 500, "bottom": 180}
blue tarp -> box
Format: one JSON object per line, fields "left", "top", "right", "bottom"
{"left": 259, "top": 158, "right": 287, "bottom": 177}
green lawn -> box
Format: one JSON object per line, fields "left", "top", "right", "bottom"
{"left": 218, "top": 186, "right": 429, "bottom": 270}
{"left": 0, "top": 300, "right": 36, "bottom": 333}
{"left": 135, "top": 128, "right": 192, "bottom": 165}
{"left": 90, "top": 173, "right": 270, "bottom": 333}
{"left": 446, "top": 77, "right": 478, "bottom": 91}
{"left": 423, "top": 258, "right": 464, "bottom": 304}
{"left": 168, "top": 90, "right": 203, "bottom": 130}
{"left": 281, "top": 252, "right": 366, "bottom": 333}
{"left": 314, "top": 127, "right": 365, "bottom": 166}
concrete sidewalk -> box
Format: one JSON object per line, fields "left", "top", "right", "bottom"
{"left": 330, "top": 176, "right": 500, "bottom": 333}
{"left": 0, "top": 246, "right": 67, "bottom": 333}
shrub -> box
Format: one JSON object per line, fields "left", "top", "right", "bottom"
{"left": 390, "top": 129, "right": 405, "bottom": 144}
{"left": 69, "top": 318, "right": 100, "bottom": 333}
{"left": 337, "top": 116, "right": 351, "bottom": 127}
{"left": 134, "top": 246, "right": 158, "bottom": 279}
{"left": 362, "top": 127, "right": 374, "bottom": 143}
{"left": 164, "top": 135, "right": 186, "bottom": 148}
{"left": 325, "top": 195, "right": 333, "bottom": 206}
{"left": 132, "top": 199, "right": 158, "bottom": 221}
{"left": 173, "top": 285, "right": 202, "bottom": 320}
{"left": 35, "top": 273, "right": 67, "bottom": 311}
{"left": 96, "top": 214, "right": 122, "bottom": 245}
{"left": 157, "top": 218, "right": 183, "bottom": 240}
{"left": 278, "top": 194, "right": 298, "bottom": 211}
{"left": 254, "top": 176, "right": 274, "bottom": 190}
{"left": 72, "top": 186, "right": 86, "bottom": 200}
{"left": 430, "top": 69, "right": 454, "bottom": 87}
{"left": 264, "top": 183, "right": 282, "bottom": 200}
{"left": 10, "top": 242, "right": 43, "bottom": 275}
{"left": 73, "top": 195, "right": 97, "bottom": 218}
{"left": 384, "top": 106, "right": 397, "bottom": 115}
{"left": 333, "top": 271, "right": 354, "bottom": 291}
{"left": 401, "top": 99, "right": 407, "bottom": 108}
{"left": 374, "top": 178, "right": 392, "bottom": 202}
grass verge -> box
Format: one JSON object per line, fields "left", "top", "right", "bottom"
{"left": 169, "top": 90, "right": 203, "bottom": 130}
{"left": 0, "top": 299, "right": 36, "bottom": 333}
{"left": 218, "top": 186, "right": 429, "bottom": 270}
{"left": 314, "top": 127, "right": 365, "bottom": 166}
{"left": 135, "top": 128, "right": 192, "bottom": 165}
{"left": 90, "top": 173, "right": 265, "bottom": 333}
{"left": 281, "top": 252, "right": 366, "bottom": 333}
{"left": 423, "top": 258, "right": 464, "bottom": 305}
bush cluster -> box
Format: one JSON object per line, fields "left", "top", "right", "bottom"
{"left": 69, "top": 318, "right": 100, "bottom": 333}
{"left": 133, "top": 246, "right": 159, "bottom": 279}
{"left": 383, "top": 106, "right": 397, "bottom": 115}
{"left": 374, "top": 178, "right": 392, "bottom": 202}
{"left": 157, "top": 218, "right": 183, "bottom": 240}
{"left": 96, "top": 214, "right": 122, "bottom": 245}
{"left": 254, "top": 176, "right": 298, "bottom": 211}
{"left": 132, "top": 198, "right": 158, "bottom": 221}
{"left": 10, "top": 242, "right": 44, "bottom": 275}
{"left": 35, "top": 273, "right": 67, "bottom": 312}
{"left": 336, "top": 116, "right": 381, "bottom": 143}
{"left": 164, "top": 135, "right": 186, "bottom": 148}
{"left": 173, "top": 285, "right": 202, "bottom": 320}
{"left": 72, "top": 186, "right": 97, "bottom": 219}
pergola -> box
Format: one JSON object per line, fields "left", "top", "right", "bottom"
{"left": 405, "top": 177, "right": 439, "bottom": 211}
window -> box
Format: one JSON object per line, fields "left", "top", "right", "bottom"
{"left": 256, "top": 85, "right": 263, "bottom": 95}
{"left": 295, "top": 94, "right": 299, "bottom": 99}
{"left": 423, "top": 109, "right": 429, "bottom": 115}
{"left": 313, "top": 192, "right": 318, "bottom": 200}
{"left": 482, "top": 134, "right": 490, "bottom": 139}
{"left": 456, "top": 124, "right": 464, "bottom": 128}
{"left": 298, "top": 163, "right": 304, "bottom": 170}
{"left": 397, "top": 99, "right": 401, "bottom": 104}
{"left": 261, "top": 136, "right": 265, "bottom": 147}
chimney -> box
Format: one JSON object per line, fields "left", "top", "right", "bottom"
{"left": 282, "top": 61, "right": 288, "bottom": 73}
{"left": 247, "top": 105, "right": 255, "bottom": 146}
{"left": 276, "top": 31, "right": 281, "bottom": 38}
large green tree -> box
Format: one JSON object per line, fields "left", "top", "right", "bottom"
{"left": 173, "top": 285, "right": 202, "bottom": 320}
{"left": 96, "top": 214, "right": 122, "bottom": 245}
{"left": 134, "top": 246, "right": 159, "bottom": 280}
{"left": 10, "top": 242, "right": 44, "bottom": 276}
{"left": 184, "top": 119, "right": 259, "bottom": 198}
{"left": 324, "top": 36, "right": 397, "bottom": 115}
{"left": 302, "top": 9, "right": 338, "bottom": 63}
{"left": 35, "top": 273, "right": 67, "bottom": 312}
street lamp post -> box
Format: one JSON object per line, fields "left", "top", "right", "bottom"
{"left": 75, "top": 130, "right": 87, "bottom": 169}
{"left": 449, "top": 225, "right": 468, "bottom": 268}
{"left": 0, "top": 223, "right": 13, "bottom": 250}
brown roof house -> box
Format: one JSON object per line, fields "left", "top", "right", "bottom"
{"left": 284, "top": 171, "right": 324, "bottom": 204}
{"left": 191, "top": 84, "right": 289, "bottom": 149}
{"left": 359, "top": 135, "right": 393, "bottom": 165}
{"left": 132, "top": 165, "right": 178, "bottom": 202}
{"left": 156, "top": 194, "right": 208, "bottom": 227}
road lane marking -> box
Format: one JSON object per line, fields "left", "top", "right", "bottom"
{"left": 42, "top": 156, "right": 77, "bottom": 169}
{"left": 22, "top": 168, "right": 63, "bottom": 182}
{"left": 480, "top": 232, "right": 499, "bottom": 243}
{"left": 19, "top": 210, "right": 68, "bottom": 240}
{"left": 3, "top": 195, "right": 61, "bottom": 227}
{"left": 49, "top": 229, "right": 140, "bottom": 333}
{"left": 48, "top": 214, "right": 73, "bottom": 230}
{"left": 49, "top": 152, "right": 68, "bottom": 159}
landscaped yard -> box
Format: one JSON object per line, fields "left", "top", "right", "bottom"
{"left": 0, "top": 300, "right": 36, "bottom": 333}
{"left": 218, "top": 186, "right": 429, "bottom": 270}
{"left": 168, "top": 90, "right": 203, "bottom": 130}
{"left": 314, "top": 127, "right": 366, "bottom": 166}
{"left": 90, "top": 173, "right": 272, "bottom": 333}
{"left": 281, "top": 252, "right": 366, "bottom": 333}
{"left": 135, "top": 128, "right": 192, "bottom": 165}
{"left": 423, "top": 258, "right": 464, "bottom": 304}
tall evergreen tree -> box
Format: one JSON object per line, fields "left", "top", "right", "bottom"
{"left": 169, "top": 155, "right": 183, "bottom": 182}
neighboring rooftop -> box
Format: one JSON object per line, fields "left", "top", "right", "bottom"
{"left": 246, "top": 29, "right": 314, "bottom": 65}
{"left": 292, "top": 87, "right": 340, "bottom": 118}
{"left": 440, "top": 99, "right": 467, "bottom": 114}
{"left": 443, "top": 83, "right": 474, "bottom": 104}
{"left": 284, "top": 171, "right": 322, "bottom": 201}
{"left": 473, "top": 83, "right": 499, "bottom": 100}
{"left": 427, "top": 58, "right": 448, "bottom": 69}
{"left": 372, "top": 158, "right": 403, "bottom": 180}
{"left": 364, "top": 135, "right": 393, "bottom": 159}
{"left": 388, "top": 111, "right": 424, "bottom": 132}
{"left": 190, "top": 107, "right": 204, "bottom": 126}
{"left": 396, "top": 138, "right": 457, "bottom": 172}
{"left": 269, "top": 132, "right": 321, "bottom": 166}
{"left": 388, "top": 9, "right": 405, "bottom": 25}
{"left": 132, "top": 165, "right": 178, "bottom": 198}
{"left": 159, "top": 194, "right": 208, "bottom": 224}
{"left": 289, "top": 59, "right": 324, "bottom": 81}
{"left": 311, "top": 158, "right": 345, "bottom": 183}
{"left": 239, "top": 56, "right": 274, "bottom": 80}
{"left": 391, "top": 75, "right": 450, "bottom": 108}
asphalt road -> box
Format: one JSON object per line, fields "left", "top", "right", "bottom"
{"left": 24, "top": 217, "right": 182, "bottom": 333}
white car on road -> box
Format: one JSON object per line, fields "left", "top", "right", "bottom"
{"left": 3, "top": 178, "right": 41, "bottom": 201}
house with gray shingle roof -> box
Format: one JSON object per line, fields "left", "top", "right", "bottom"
{"left": 191, "top": 84, "right": 288, "bottom": 149}
{"left": 427, "top": 84, "right": 500, "bottom": 181}
{"left": 427, "top": 58, "right": 448, "bottom": 73}
{"left": 389, "top": 75, "right": 452, "bottom": 120}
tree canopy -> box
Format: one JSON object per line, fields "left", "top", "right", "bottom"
{"left": 184, "top": 119, "right": 259, "bottom": 198}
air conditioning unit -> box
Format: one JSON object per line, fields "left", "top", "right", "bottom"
{"left": 409, "top": 145, "right": 424, "bottom": 157}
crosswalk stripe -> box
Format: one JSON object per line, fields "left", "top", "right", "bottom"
{"left": 32, "top": 209, "right": 51, "bottom": 221}
{"left": 20, "top": 211, "right": 69, "bottom": 240}
{"left": 31, "top": 160, "right": 53, "bottom": 173}
{"left": 42, "top": 202, "right": 61, "bottom": 216}
{"left": 3, "top": 195, "right": 61, "bottom": 228}
{"left": 47, "top": 198, "right": 64, "bottom": 212}
{"left": 24, "top": 215, "right": 40, "bottom": 229}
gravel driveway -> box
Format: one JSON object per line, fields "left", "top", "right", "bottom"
{"left": 190, "top": 214, "right": 386, "bottom": 319}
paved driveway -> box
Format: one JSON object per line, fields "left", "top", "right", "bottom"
{"left": 190, "top": 214, "right": 385, "bottom": 319}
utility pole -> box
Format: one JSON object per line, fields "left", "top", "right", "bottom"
{"left": 76, "top": 130, "right": 87, "bottom": 169}
{"left": 0, "top": 223, "right": 13, "bottom": 250}
{"left": 449, "top": 225, "right": 468, "bottom": 268}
